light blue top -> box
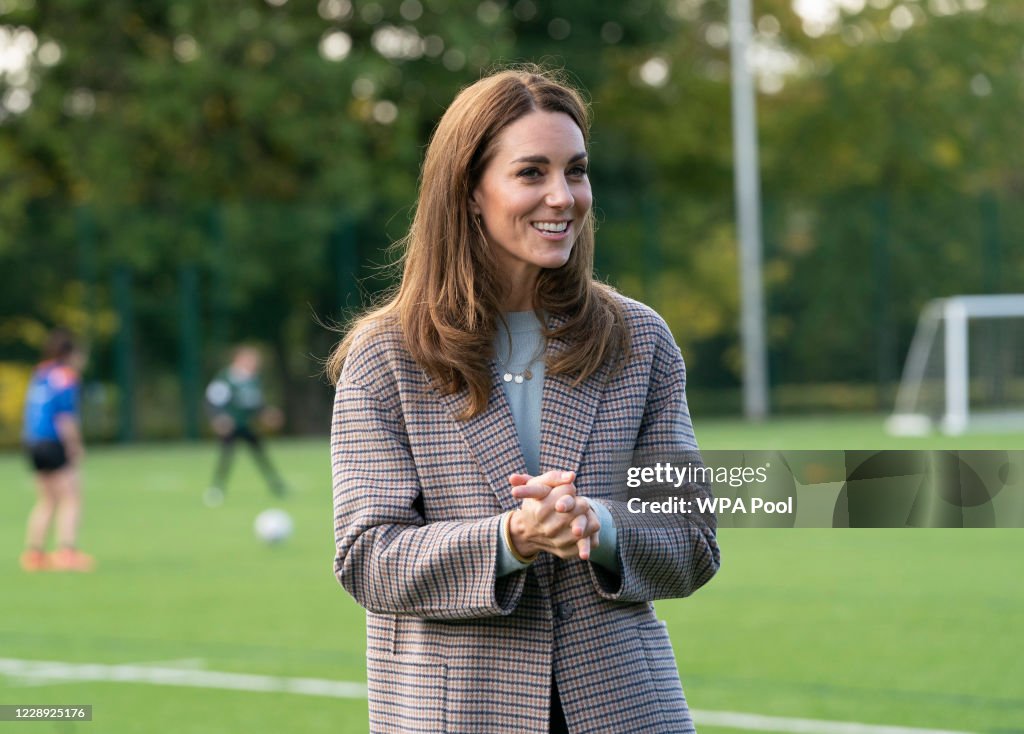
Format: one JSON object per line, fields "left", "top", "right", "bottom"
{"left": 494, "top": 312, "right": 618, "bottom": 575}
{"left": 495, "top": 311, "right": 546, "bottom": 476}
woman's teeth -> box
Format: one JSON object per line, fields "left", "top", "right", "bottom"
{"left": 532, "top": 221, "right": 569, "bottom": 233}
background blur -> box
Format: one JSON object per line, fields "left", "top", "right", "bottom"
{"left": 2, "top": 0, "right": 1022, "bottom": 443}
{"left": 3, "top": 3, "right": 1024, "bottom": 733}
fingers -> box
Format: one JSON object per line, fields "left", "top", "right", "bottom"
{"left": 551, "top": 518, "right": 602, "bottom": 562}
{"left": 509, "top": 470, "right": 574, "bottom": 488}
{"left": 570, "top": 510, "right": 589, "bottom": 537}
{"left": 577, "top": 535, "right": 591, "bottom": 561}
{"left": 509, "top": 470, "right": 576, "bottom": 502}
{"left": 510, "top": 483, "right": 553, "bottom": 500}
{"left": 507, "top": 470, "right": 604, "bottom": 562}
{"left": 569, "top": 505, "right": 601, "bottom": 538}
{"left": 587, "top": 508, "right": 601, "bottom": 543}
{"left": 543, "top": 470, "right": 575, "bottom": 486}
{"left": 571, "top": 509, "right": 601, "bottom": 561}
{"left": 511, "top": 479, "right": 577, "bottom": 502}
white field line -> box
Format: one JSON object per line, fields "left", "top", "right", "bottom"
{"left": 0, "top": 657, "right": 365, "bottom": 699}
{"left": 8, "top": 658, "right": 207, "bottom": 687}
{"left": 123, "top": 658, "right": 207, "bottom": 669}
{"left": 691, "top": 710, "right": 977, "bottom": 734}
{"left": 0, "top": 658, "right": 978, "bottom": 734}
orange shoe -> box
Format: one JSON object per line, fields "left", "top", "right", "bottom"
{"left": 19, "top": 549, "right": 50, "bottom": 572}
{"left": 49, "top": 548, "right": 95, "bottom": 572}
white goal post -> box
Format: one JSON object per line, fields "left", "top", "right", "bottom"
{"left": 887, "top": 294, "right": 1024, "bottom": 435}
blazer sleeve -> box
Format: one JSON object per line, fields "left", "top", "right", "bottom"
{"left": 587, "top": 327, "right": 721, "bottom": 603}
{"left": 332, "top": 378, "right": 526, "bottom": 620}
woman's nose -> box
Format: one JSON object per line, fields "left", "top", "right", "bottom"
{"left": 545, "top": 176, "right": 575, "bottom": 209}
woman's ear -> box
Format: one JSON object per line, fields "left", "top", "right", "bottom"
{"left": 468, "top": 193, "right": 481, "bottom": 217}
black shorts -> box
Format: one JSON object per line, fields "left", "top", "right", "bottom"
{"left": 25, "top": 440, "right": 69, "bottom": 473}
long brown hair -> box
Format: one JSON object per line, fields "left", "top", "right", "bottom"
{"left": 326, "top": 65, "right": 629, "bottom": 419}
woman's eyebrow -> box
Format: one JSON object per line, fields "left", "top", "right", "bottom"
{"left": 510, "top": 151, "right": 588, "bottom": 165}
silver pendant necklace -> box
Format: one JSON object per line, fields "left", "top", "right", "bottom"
{"left": 502, "top": 366, "right": 533, "bottom": 384}
{"left": 496, "top": 343, "right": 544, "bottom": 385}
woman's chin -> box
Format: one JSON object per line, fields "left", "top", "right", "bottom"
{"left": 537, "top": 248, "right": 573, "bottom": 270}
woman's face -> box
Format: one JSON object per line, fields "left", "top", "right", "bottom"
{"left": 470, "top": 110, "right": 591, "bottom": 297}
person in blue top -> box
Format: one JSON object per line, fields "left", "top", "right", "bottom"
{"left": 21, "top": 328, "right": 94, "bottom": 572}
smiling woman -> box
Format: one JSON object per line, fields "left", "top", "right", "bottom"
{"left": 469, "top": 110, "right": 593, "bottom": 309}
{"left": 326, "top": 65, "right": 720, "bottom": 734}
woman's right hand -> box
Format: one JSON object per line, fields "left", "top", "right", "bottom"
{"left": 508, "top": 471, "right": 601, "bottom": 560}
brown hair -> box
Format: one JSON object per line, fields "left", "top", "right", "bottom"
{"left": 43, "top": 328, "right": 78, "bottom": 363}
{"left": 326, "top": 65, "right": 629, "bottom": 419}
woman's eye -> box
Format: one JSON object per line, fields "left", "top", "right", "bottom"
{"left": 568, "top": 165, "right": 588, "bottom": 177}
{"left": 517, "top": 167, "right": 542, "bottom": 179}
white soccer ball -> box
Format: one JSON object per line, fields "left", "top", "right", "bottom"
{"left": 254, "top": 508, "right": 293, "bottom": 545}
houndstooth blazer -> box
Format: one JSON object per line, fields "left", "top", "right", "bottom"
{"left": 332, "top": 293, "right": 720, "bottom": 734}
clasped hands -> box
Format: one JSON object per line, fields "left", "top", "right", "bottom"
{"left": 507, "top": 470, "right": 601, "bottom": 561}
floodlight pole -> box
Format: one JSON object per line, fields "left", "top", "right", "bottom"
{"left": 729, "top": 0, "right": 769, "bottom": 420}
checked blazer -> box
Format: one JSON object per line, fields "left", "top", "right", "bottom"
{"left": 331, "top": 293, "right": 721, "bottom": 734}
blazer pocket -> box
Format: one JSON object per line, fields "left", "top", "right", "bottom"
{"left": 635, "top": 621, "right": 690, "bottom": 728}
{"left": 367, "top": 655, "right": 448, "bottom": 734}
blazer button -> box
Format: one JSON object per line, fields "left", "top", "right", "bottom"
{"left": 553, "top": 602, "right": 574, "bottom": 621}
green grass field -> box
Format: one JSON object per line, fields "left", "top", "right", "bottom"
{"left": 1, "top": 415, "right": 1022, "bottom": 733}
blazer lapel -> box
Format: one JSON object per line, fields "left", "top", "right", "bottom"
{"left": 435, "top": 312, "right": 611, "bottom": 510}
{"left": 436, "top": 362, "right": 526, "bottom": 512}
{"left": 539, "top": 312, "right": 610, "bottom": 479}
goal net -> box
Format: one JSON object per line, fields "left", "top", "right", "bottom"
{"left": 887, "top": 295, "right": 1024, "bottom": 435}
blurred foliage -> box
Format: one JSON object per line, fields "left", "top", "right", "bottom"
{"left": 0, "top": 361, "right": 31, "bottom": 437}
{"left": 1, "top": 0, "right": 1023, "bottom": 438}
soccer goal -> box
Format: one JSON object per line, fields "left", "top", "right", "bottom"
{"left": 887, "top": 295, "right": 1024, "bottom": 435}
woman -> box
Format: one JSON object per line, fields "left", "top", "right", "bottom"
{"left": 21, "top": 328, "right": 94, "bottom": 572}
{"left": 329, "top": 66, "right": 720, "bottom": 734}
